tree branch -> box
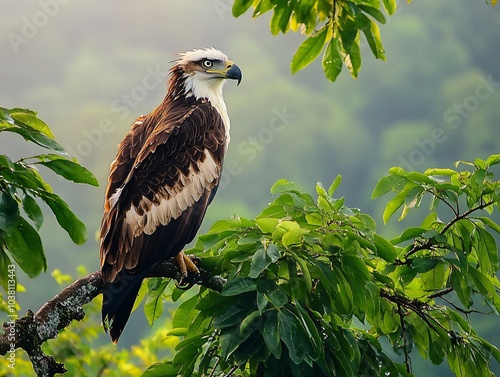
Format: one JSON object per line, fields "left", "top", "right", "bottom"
{"left": 402, "top": 199, "right": 496, "bottom": 260}
{"left": 0, "top": 257, "right": 226, "bottom": 377}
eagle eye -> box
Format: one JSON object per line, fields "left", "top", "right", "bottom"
{"left": 201, "top": 59, "right": 213, "bottom": 69}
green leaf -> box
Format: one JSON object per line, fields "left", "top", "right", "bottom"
{"left": 409, "top": 315, "right": 430, "bottom": 355}
{"left": 278, "top": 307, "right": 312, "bottom": 364}
{"left": 449, "top": 269, "right": 472, "bottom": 308}
{"left": 265, "top": 287, "right": 289, "bottom": 309}
{"left": 328, "top": 174, "right": 342, "bottom": 196}
{"left": 358, "top": 5, "right": 386, "bottom": 24}
{"left": 420, "top": 260, "right": 446, "bottom": 290}
{"left": 422, "top": 229, "right": 446, "bottom": 243}
{"left": 240, "top": 310, "right": 260, "bottom": 333}
{"left": 278, "top": 0, "right": 294, "bottom": 33}
{"left": 0, "top": 154, "right": 15, "bottom": 170}
{"left": 270, "top": 0, "right": 287, "bottom": 35}
{"left": 41, "top": 193, "right": 87, "bottom": 244}
{"left": 469, "top": 267, "right": 495, "bottom": 299}
{"left": 292, "top": 252, "right": 312, "bottom": 292}
{"left": 266, "top": 243, "right": 280, "bottom": 263}
{"left": 476, "top": 226, "right": 499, "bottom": 274}
{"left": 0, "top": 248, "right": 13, "bottom": 290}
{"left": 295, "top": 0, "right": 316, "bottom": 23}
{"left": 474, "top": 157, "right": 487, "bottom": 170}
{"left": 0, "top": 124, "right": 65, "bottom": 152}
{"left": 476, "top": 216, "right": 500, "bottom": 235}
{"left": 391, "top": 227, "right": 428, "bottom": 244}
{"left": 0, "top": 158, "right": 51, "bottom": 194}
{"left": 34, "top": 154, "right": 99, "bottom": 186}
{"left": 172, "top": 294, "right": 199, "bottom": 328}
{"left": 382, "top": 191, "right": 406, "bottom": 224}
{"left": 322, "top": 38, "right": 343, "bottom": 82}
{"left": 166, "top": 328, "right": 188, "bottom": 337}
{"left": 411, "top": 257, "right": 440, "bottom": 273}
{"left": 478, "top": 338, "right": 500, "bottom": 364}
{"left": 362, "top": 19, "right": 386, "bottom": 60}
{"left": 295, "top": 302, "right": 322, "bottom": 352}
{"left": 9, "top": 109, "right": 54, "bottom": 138}
{"left": 4, "top": 216, "right": 46, "bottom": 278}
{"left": 270, "top": 179, "right": 303, "bottom": 195}
{"left": 0, "top": 191, "right": 20, "bottom": 232}
{"left": 372, "top": 174, "right": 403, "bottom": 199}
{"left": 263, "top": 311, "right": 282, "bottom": 357}
{"left": 132, "top": 280, "right": 150, "bottom": 311}
{"left": 486, "top": 154, "right": 500, "bottom": 167}
{"left": 282, "top": 227, "right": 308, "bottom": 247}
{"left": 141, "top": 361, "right": 180, "bottom": 377}
{"left": 373, "top": 233, "right": 397, "bottom": 262}
{"left": 257, "top": 292, "right": 269, "bottom": 314}
{"left": 253, "top": 0, "right": 274, "bottom": 17}
{"left": 381, "top": 309, "right": 398, "bottom": 334}
{"left": 255, "top": 217, "right": 279, "bottom": 233}
{"left": 388, "top": 166, "right": 409, "bottom": 176}
{"left": 22, "top": 194, "right": 44, "bottom": 230}
{"left": 221, "top": 277, "right": 257, "bottom": 296}
{"left": 316, "top": 181, "right": 328, "bottom": 198}
{"left": 382, "top": 0, "right": 397, "bottom": 15}
{"left": 249, "top": 248, "right": 271, "bottom": 278}
{"left": 144, "top": 294, "right": 164, "bottom": 327}
{"left": 344, "top": 34, "right": 362, "bottom": 78}
{"left": 316, "top": 261, "right": 353, "bottom": 314}
{"left": 424, "top": 168, "right": 458, "bottom": 176}
{"left": 214, "top": 303, "right": 248, "bottom": 328}
{"left": 291, "top": 26, "right": 328, "bottom": 73}
{"left": 144, "top": 278, "right": 169, "bottom": 326}
{"left": 232, "top": 0, "right": 253, "bottom": 17}
{"left": 173, "top": 334, "right": 206, "bottom": 369}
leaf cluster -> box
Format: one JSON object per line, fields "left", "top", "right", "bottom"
{"left": 232, "top": 0, "right": 397, "bottom": 81}
{"left": 371, "top": 156, "right": 500, "bottom": 375}
{"left": 139, "top": 157, "right": 500, "bottom": 377}
{"left": 0, "top": 107, "right": 98, "bottom": 300}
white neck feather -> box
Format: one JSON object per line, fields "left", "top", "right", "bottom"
{"left": 183, "top": 75, "right": 231, "bottom": 149}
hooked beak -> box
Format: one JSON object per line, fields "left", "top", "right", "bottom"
{"left": 224, "top": 61, "right": 242, "bottom": 86}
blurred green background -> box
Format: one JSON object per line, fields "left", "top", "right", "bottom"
{"left": 1, "top": 1, "right": 499, "bottom": 375}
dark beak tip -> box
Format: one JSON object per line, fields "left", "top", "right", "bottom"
{"left": 227, "top": 64, "right": 242, "bottom": 86}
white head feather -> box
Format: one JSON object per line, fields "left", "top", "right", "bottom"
{"left": 178, "top": 47, "right": 229, "bottom": 66}
{"left": 176, "top": 48, "right": 233, "bottom": 144}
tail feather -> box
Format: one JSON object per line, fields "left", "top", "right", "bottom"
{"left": 102, "top": 271, "right": 144, "bottom": 343}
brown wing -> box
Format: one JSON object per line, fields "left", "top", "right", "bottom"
{"left": 103, "top": 115, "right": 150, "bottom": 212}
{"left": 99, "top": 98, "right": 226, "bottom": 283}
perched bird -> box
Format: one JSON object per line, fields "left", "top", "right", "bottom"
{"left": 99, "top": 48, "right": 241, "bottom": 343}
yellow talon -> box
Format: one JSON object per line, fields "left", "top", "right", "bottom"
{"left": 175, "top": 251, "right": 200, "bottom": 288}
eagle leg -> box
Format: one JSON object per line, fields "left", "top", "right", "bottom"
{"left": 175, "top": 251, "right": 200, "bottom": 289}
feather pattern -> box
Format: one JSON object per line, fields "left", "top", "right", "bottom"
{"left": 100, "top": 98, "right": 226, "bottom": 282}
{"left": 99, "top": 48, "right": 239, "bottom": 343}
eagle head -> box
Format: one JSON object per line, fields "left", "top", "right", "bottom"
{"left": 174, "top": 48, "right": 242, "bottom": 100}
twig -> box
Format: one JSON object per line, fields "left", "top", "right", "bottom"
{"left": 397, "top": 304, "right": 412, "bottom": 374}
{"left": 427, "top": 287, "right": 454, "bottom": 299}
{"left": 403, "top": 199, "right": 495, "bottom": 260}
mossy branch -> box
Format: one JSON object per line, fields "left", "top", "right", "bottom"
{"left": 0, "top": 258, "right": 225, "bottom": 377}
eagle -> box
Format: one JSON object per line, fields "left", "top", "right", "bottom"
{"left": 99, "top": 48, "right": 241, "bottom": 343}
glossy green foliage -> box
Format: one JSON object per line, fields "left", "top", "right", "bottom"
{"left": 0, "top": 107, "right": 98, "bottom": 292}
{"left": 232, "top": 0, "right": 396, "bottom": 81}
{"left": 141, "top": 158, "right": 500, "bottom": 376}
{"left": 232, "top": 0, "right": 497, "bottom": 82}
